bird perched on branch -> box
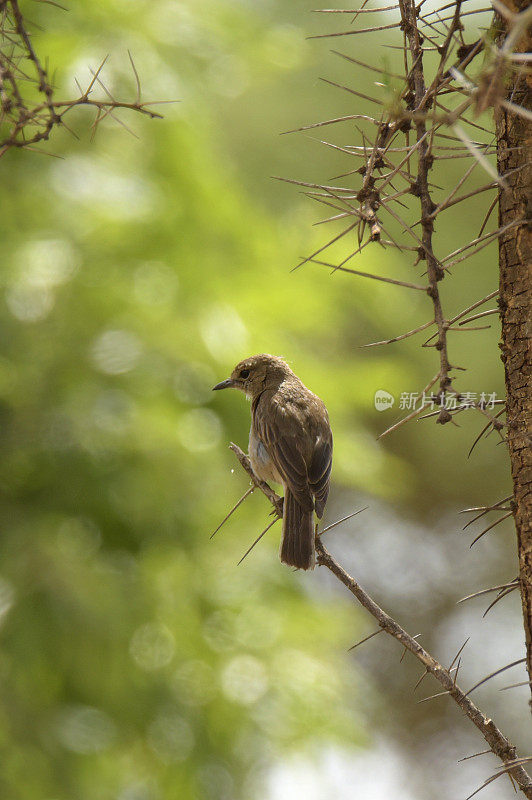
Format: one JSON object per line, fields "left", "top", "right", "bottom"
{"left": 213, "top": 354, "right": 333, "bottom": 570}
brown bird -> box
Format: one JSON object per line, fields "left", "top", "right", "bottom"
{"left": 213, "top": 354, "right": 332, "bottom": 570}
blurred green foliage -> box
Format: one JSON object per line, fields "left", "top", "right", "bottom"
{"left": 0, "top": 1, "right": 514, "bottom": 799}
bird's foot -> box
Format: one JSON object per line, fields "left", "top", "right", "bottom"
{"left": 271, "top": 496, "right": 284, "bottom": 518}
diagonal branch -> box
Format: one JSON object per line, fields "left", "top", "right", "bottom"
{"left": 228, "top": 443, "right": 532, "bottom": 798}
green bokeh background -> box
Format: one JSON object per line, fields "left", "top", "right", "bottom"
{"left": 1, "top": 2, "right": 528, "bottom": 799}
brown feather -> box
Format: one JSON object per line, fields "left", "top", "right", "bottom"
{"left": 280, "top": 490, "right": 315, "bottom": 570}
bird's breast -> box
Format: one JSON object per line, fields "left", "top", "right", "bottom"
{"left": 249, "top": 428, "right": 282, "bottom": 485}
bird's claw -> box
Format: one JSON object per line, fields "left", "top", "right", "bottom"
{"left": 271, "top": 497, "right": 284, "bottom": 518}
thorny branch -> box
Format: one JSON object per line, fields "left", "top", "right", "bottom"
{"left": 0, "top": 0, "right": 164, "bottom": 156}
{"left": 270, "top": 0, "right": 532, "bottom": 790}
{"left": 287, "top": 0, "right": 531, "bottom": 437}
{"left": 228, "top": 443, "right": 532, "bottom": 799}
{"left": 399, "top": 0, "right": 452, "bottom": 412}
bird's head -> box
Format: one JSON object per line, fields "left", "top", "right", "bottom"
{"left": 213, "top": 354, "right": 292, "bottom": 399}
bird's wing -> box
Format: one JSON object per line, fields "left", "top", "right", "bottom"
{"left": 308, "top": 431, "right": 332, "bottom": 518}
{"left": 254, "top": 408, "right": 314, "bottom": 512}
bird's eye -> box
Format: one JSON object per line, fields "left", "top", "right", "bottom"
{"left": 240, "top": 369, "right": 250, "bottom": 379}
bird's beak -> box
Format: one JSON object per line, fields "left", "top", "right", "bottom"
{"left": 212, "top": 378, "right": 235, "bottom": 391}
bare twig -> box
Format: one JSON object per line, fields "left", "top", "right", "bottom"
{"left": 348, "top": 628, "right": 384, "bottom": 650}
{"left": 0, "top": 1, "right": 165, "bottom": 153}
{"left": 228, "top": 447, "right": 532, "bottom": 796}
{"left": 211, "top": 487, "right": 254, "bottom": 539}
{"left": 237, "top": 517, "right": 280, "bottom": 566}
{"left": 316, "top": 537, "right": 532, "bottom": 797}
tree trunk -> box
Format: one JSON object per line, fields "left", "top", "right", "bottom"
{"left": 495, "top": 4, "right": 532, "bottom": 708}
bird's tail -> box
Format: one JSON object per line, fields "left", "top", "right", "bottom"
{"left": 280, "top": 490, "right": 315, "bottom": 570}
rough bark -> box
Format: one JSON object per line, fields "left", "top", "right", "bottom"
{"left": 495, "top": 4, "right": 532, "bottom": 708}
